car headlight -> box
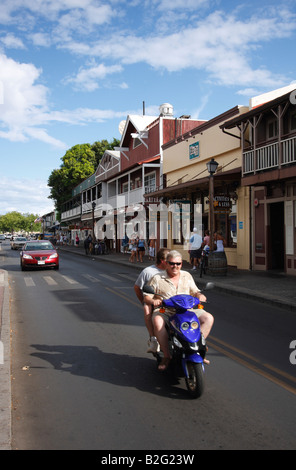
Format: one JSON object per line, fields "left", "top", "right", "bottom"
{"left": 49, "top": 253, "right": 58, "bottom": 259}
{"left": 23, "top": 254, "right": 33, "bottom": 259}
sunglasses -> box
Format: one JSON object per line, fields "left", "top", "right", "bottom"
{"left": 168, "top": 261, "right": 182, "bottom": 266}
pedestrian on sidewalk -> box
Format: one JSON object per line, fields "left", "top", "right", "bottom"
{"left": 214, "top": 231, "right": 226, "bottom": 252}
{"left": 129, "top": 234, "right": 138, "bottom": 263}
{"left": 84, "top": 234, "right": 92, "bottom": 255}
{"left": 137, "top": 236, "right": 146, "bottom": 263}
{"left": 148, "top": 235, "right": 156, "bottom": 261}
{"left": 122, "top": 234, "right": 129, "bottom": 254}
{"left": 189, "top": 228, "right": 202, "bottom": 270}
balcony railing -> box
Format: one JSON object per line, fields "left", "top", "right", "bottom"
{"left": 61, "top": 206, "right": 81, "bottom": 221}
{"left": 243, "top": 136, "right": 296, "bottom": 175}
{"left": 282, "top": 136, "right": 296, "bottom": 165}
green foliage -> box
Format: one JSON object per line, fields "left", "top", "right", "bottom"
{"left": 48, "top": 139, "right": 120, "bottom": 214}
{"left": 91, "top": 138, "right": 120, "bottom": 166}
{"left": 0, "top": 212, "right": 41, "bottom": 233}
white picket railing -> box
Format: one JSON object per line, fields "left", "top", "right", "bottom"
{"left": 243, "top": 136, "right": 296, "bottom": 175}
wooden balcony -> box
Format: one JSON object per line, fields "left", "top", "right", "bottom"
{"left": 243, "top": 136, "right": 296, "bottom": 175}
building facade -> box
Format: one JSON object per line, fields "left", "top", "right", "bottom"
{"left": 145, "top": 105, "right": 250, "bottom": 268}
{"left": 60, "top": 104, "right": 205, "bottom": 250}
{"left": 222, "top": 84, "right": 296, "bottom": 275}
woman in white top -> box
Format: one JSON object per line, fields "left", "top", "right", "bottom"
{"left": 214, "top": 231, "right": 226, "bottom": 252}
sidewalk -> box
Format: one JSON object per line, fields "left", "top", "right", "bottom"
{"left": 60, "top": 243, "right": 296, "bottom": 312}
{"left": 0, "top": 269, "right": 11, "bottom": 450}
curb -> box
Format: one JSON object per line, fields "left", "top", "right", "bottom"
{"left": 0, "top": 269, "right": 11, "bottom": 450}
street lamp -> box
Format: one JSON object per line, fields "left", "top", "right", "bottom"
{"left": 206, "top": 158, "right": 218, "bottom": 250}
{"left": 92, "top": 201, "right": 96, "bottom": 239}
{"left": 206, "top": 158, "right": 219, "bottom": 176}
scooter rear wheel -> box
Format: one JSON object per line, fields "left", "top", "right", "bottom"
{"left": 185, "top": 362, "right": 204, "bottom": 398}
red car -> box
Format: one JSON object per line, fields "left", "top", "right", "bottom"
{"left": 20, "top": 240, "right": 59, "bottom": 271}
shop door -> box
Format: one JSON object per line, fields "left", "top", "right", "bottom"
{"left": 269, "top": 202, "right": 284, "bottom": 270}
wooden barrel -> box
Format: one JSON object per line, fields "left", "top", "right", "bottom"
{"left": 207, "top": 251, "right": 227, "bottom": 276}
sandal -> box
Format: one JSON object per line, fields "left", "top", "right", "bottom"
{"left": 158, "top": 357, "right": 171, "bottom": 371}
{"left": 203, "top": 345, "right": 210, "bottom": 364}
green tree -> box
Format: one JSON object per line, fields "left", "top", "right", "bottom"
{"left": 0, "top": 212, "right": 41, "bottom": 233}
{"left": 48, "top": 143, "right": 96, "bottom": 214}
{"left": 48, "top": 139, "right": 120, "bottom": 215}
{"left": 91, "top": 138, "right": 120, "bottom": 166}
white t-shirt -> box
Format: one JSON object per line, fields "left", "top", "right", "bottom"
{"left": 135, "top": 265, "right": 163, "bottom": 290}
{"left": 189, "top": 233, "right": 202, "bottom": 250}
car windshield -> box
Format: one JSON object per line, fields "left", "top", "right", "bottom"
{"left": 25, "top": 242, "right": 54, "bottom": 251}
{"left": 16, "top": 237, "right": 26, "bottom": 241}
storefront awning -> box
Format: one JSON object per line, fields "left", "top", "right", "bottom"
{"left": 144, "top": 167, "right": 241, "bottom": 199}
{"left": 137, "top": 155, "right": 160, "bottom": 165}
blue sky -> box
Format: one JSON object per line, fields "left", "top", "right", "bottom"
{"left": 0, "top": 0, "right": 295, "bottom": 215}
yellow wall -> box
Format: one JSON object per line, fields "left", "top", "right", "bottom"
{"left": 163, "top": 121, "right": 244, "bottom": 180}
{"left": 162, "top": 106, "right": 251, "bottom": 270}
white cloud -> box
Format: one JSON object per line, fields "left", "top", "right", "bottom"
{"left": 30, "top": 32, "right": 51, "bottom": 47}
{"left": 0, "top": 53, "right": 127, "bottom": 147}
{"left": 0, "top": 0, "right": 116, "bottom": 31}
{"left": 0, "top": 177, "right": 54, "bottom": 216}
{"left": 65, "top": 62, "right": 123, "bottom": 91}
{"left": 0, "top": 2, "right": 293, "bottom": 149}
{"left": 152, "top": 0, "right": 207, "bottom": 11}
{"left": 0, "top": 33, "right": 25, "bottom": 49}
{"left": 59, "top": 8, "right": 295, "bottom": 89}
{"left": 0, "top": 2, "right": 294, "bottom": 93}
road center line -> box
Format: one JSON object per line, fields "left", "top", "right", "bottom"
{"left": 208, "top": 336, "right": 296, "bottom": 396}
{"left": 105, "top": 286, "right": 141, "bottom": 309}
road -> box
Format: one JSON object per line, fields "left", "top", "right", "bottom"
{"left": 3, "top": 241, "right": 296, "bottom": 450}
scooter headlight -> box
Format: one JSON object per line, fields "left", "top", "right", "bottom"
{"left": 191, "top": 321, "right": 199, "bottom": 330}
{"left": 181, "top": 322, "right": 189, "bottom": 331}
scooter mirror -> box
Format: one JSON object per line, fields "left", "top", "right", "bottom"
{"left": 205, "top": 282, "right": 214, "bottom": 290}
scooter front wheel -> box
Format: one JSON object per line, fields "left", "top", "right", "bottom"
{"left": 185, "top": 362, "right": 204, "bottom": 398}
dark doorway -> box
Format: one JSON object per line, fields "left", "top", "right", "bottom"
{"left": 269, "top": 202, "right": 284, "bottom": 270}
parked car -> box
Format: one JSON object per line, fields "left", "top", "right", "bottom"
{"left": 0, "top": 234, "right": 5, "bottom": 241}
{"left": 20, "top": 240, "right": 59, "bottom": 270}
{"left": 11, "top": 236, "right": 27, "bottom": 250}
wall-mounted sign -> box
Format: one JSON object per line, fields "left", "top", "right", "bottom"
{"left": 213, "top": 195, "right": 232, "bottom": 214}
{"left": 189, "top": 141, "right": 200, "bottom": 160}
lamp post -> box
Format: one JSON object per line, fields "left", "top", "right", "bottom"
{"left": 206, "top": 158, "right": 218, "bottom": 251}
{"left": 92, "top": 201, "right": 96, "bottom": 240}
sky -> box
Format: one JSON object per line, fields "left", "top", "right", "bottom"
{"left": 0, "top": 0, "right": 296, "bottom": 216}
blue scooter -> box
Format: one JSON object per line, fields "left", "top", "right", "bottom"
{"left": 144, "top": 282, "right": 213, "bottom": 398}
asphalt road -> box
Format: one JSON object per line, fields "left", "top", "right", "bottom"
{"left": 5, "top": 244, "right": 296, "bottom": 450}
